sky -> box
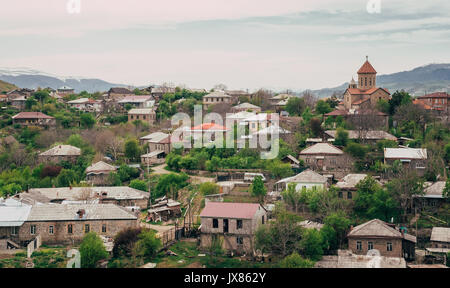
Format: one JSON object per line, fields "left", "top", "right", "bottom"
{"left": 0, "top": 0, "right": 449, "bottom": 91}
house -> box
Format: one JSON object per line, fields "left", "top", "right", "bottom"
{"left": 146, "top": 197, "right": 181, "bottom": 222}
{"left": 347, "top": 219, "right": 416, "bottom": 261}
{"left": 14, "top": 203, "right": 137, "bottom": 246}
{"left": 67, "top": 98, "right": 103, "bottom": 112}
{"left": 430, "top": 227, "right": 450, "bottom": 250}
{"left": 20, "top": 186, "right": 149, "bottom": 209}
{"left": 268, "top": 93, "right": 294, "bottom": 106}
{"left": 187, "top": 123, "right": 230, "bottom": 148}
{"left": 342, "top": 57, "right": 391, "bottom": 110}
{"left": 414, "top": 92, "right": 449, "bottom": 113}
{"left": 324, "top": 130, "right": 397, "bottom": 144}
{"left": 225, "top": 90, "right": 250, "bottom": 103}
{"left": 299, "top": 143, "right": 353, "bottom": 178}
{"left": 384, "top": 148, "right": 427, "bottom": 175}
{"left": 231, "top": 102, "right": 261, "bottom": 113}
{"left": 0, "top": 198, "right": 32, "bottom": 250}
{"left": 335, "top": 174, "right": 374, "bottom": 200}
{"left": 282, "top": 155, "right": 300, "bottom": 168}
{"left": 38, "top": 145, "right": 81, "bottom": 164}
{"left": 150, "top": 86, "right": 176, "bottom": 100}
{"left": 128, "top": 108, "right": 156, "bottom": 125}
{"left": 10, "top": 96, "right": 27, "bottom": 110}
{"left": 414, "top": 181, "right": 447, "bottom": 210}
{"left": 86, "top": 161, "right": 117, "bottom": 185}
{"left": 324, "top": 109, "right": 389, "bottom": 130}
{"left": 274, "top": 169, "right": 328, "bottom": 192}
{"left": 12, "top": 112, "right": 56, "bottom": 127}
{"left": 240, "top": 113, "right": 278, "bottom": 134}
{"left": 199, "top": 202, "right": 267, "bottom": 255}
{"left": 202, "top": 91, "right": 232, "bottom": 110}
{"left": 139, "top": 132, "right": 171, "bottom": 154}
{"left": 57, "top": 86, "right": 75, "bottom": 95}
{"left": 118, "top": 95, "right": 155, "bottom": 109}
{"left": 107, "top": 87, "right": 134, "bottom": 101}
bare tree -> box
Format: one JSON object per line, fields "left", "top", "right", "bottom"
{"left": 301, "top": 90, "right": 318, "bottom": 108}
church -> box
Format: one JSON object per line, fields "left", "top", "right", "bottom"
{"left": 343, "top": 57, "right": 391, "bottom": 110}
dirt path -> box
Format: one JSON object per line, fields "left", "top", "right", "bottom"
{"left": 151, "top": 164, "right": 173, "bottom": 175}
{"left": 189, "top": 175, "right": 216, "bottom": 184}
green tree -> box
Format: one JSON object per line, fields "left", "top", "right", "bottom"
{"left": 278, "top": 252, "right": 315, "bottom": 268}
{"left": 315, "top": 100, "right": 332, "bottom": 116}
{"left": 389, "top": 90, "right": 412, "bottom": 115}
{"left": 80, "top": 113, "right": 96, "bottom": 129}
{"left": 300, "top": 228, "right": 323, "bottom": 261}
{"left": 56, "top": 169, "right": 77, "bottom": 187}
{"left": 129, "top": 179, "right": 147, "bottom": 192}
{"left": 79, "top": 232, "right": 108, "bottom": 268}
{"left": 199, "top": 182, "right": 220, "bottom": 196}
{"left": 134, "top": 229, "right": 162, "bottom": 260}
{"left": 344, "top": 142, "right": 367, "bottom": 159}
{"left": 334, "top": 127, "right": 349, "bottom": 147}
{"left": 322, "top": 212, "right": 351, "bottom": 250}
{"left": 124, "top": 139, "right": 141, "bottom": 162}
{"left": 285, "top": 97, "right": 306, "bottom": 116}
{"left": 250, "top": 176, "right": 267, "bottom": 203}
{"left": 282, "top": 183, "right": 302, "bottom": 213}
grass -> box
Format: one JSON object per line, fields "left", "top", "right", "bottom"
{"left": 0, "top": 247, "right": 68, "bottom": 268}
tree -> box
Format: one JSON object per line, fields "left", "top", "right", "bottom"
{"left": 299, "top": 228, "right": 323, "bottom": 261}
{"left": 129, "top": 179, "right": 147, "bottom": 192}
{"left": 344, "top": 142, "right": 367, "bottom": 159}
{"left": 309, "top": 118, "right": 323, "bottom": 137}
{"left": 56, "top": 169, "right": 77, "bottom": 187}
{"left": 285, "top": 97, "right": 306, "bottom": 116}
{"left": 250, "top": 176, "right": 267, "bottom": 203}
{"left": 282, "top": 183, "right": 302, "bottom": 213}
{"left": 134, "top": 229, "right": 162, "bottom": 260}
{"left": 80, "top": 113, "right": 96, "bottom": 129}
{"left": 278, "top": 252, "right": 315, "bottom": 268}
{"left": 334, "top": 128, "right": 349, "bottom": 147}
{"left": 124, "top": 139, "right": 141, "bottom": 162}
{"left": 113, "top": 227, "right": 142, "bottom": 257}
{"left": 154, "top": 173, "right": 189, "bottom": 199}
{"left": 442, "top": 178, "right": 450, "bottom": 198}
{"left": 389, "top": 90, "right": 412, "bottom": 115}
{"left": 199, "top": 182, "right": 220, "bottom": 196}
{"left": 255, "top": 204, "right": 303, "bottom": 257}
{"left": 315, "top": 100, "right": 332, "bottom": 116}
{"left": 322, "top": 212, "right": 351, "bottom": 250}
{"left": 79, "top": 232, "right": 108, "bottom": 268}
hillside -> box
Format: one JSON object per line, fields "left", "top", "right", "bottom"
{"left": 0, "top": 79, "right": 17, "bottom": 92}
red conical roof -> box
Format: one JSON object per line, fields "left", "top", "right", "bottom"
{"left": 358, "top": 59, "right": 377, "bottom": 74}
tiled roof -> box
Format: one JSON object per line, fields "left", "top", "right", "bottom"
{"left": 12, "top": 112, "right": 54, "bottom": 119}
{"left": 417, "top": 92, "right": 449, "bottom": 99}
{"left": 40, "top": 145, "right": 81, "bottom": 156}
{"left": 384, "top": 148, "right": 427, "bottom": 160}
{"left": 430, "top": 227, "right": 450, "bottom": 243}
{"left": 200, "top": 202, "right": 263, "bottom": 219}
{"left": 86, "top": 161, "right": 117, "bottom": 174}
{"left": 27, "top": 203, "right": 137, "bottom": 221}
{"left": 346, "top": 87, "right": 390, "bottom": 96}
{"left": 348, "top": 219, "right": 416, "bottom": 243}
{"left": 277, "top": 169, "right": 328, "bottom": 184}
{"left": 300, "top": 143, "right": 344, "bottom": 155}
{"left": 357, "top": 60, "right": 377, "bottom": 74}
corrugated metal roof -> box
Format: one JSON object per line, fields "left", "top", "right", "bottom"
{"left": 430, "top": 227, "right": 450, "bottom": 243}
{"left": 384, "top": 148, "right": 427, "bottom": 160}
{"left": 39, "top": 145, "right": 81, "bottom": 156}
{"left": 27, "top": 187, "right": 149, "bottom": 201}
{"left": 0, "top": 198, "right": 32, "bottom": 227}
{"left": 277, "top": 169, "right": 328, "bottom": 184}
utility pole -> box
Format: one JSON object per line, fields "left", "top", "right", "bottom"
{"left": 146, "top": 147, "right": 152, "bottom": 209}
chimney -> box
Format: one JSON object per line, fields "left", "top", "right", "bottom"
{"left": 77, "top": 209, "right": 85, "bottom": 219}
{"left": 69, "top": 185, "right": 72, "bottom": 190}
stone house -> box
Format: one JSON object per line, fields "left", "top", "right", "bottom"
{"left": 57, "top": 86, "right": 75, "bottom": 96}
{"left": 384, "top": 148, "right": 428, "bottom": 176}
{"left": 149, "top": 86, "right": 176, "bottom": 100}
{"left": 67, "top": 98, "right": 103, "bottom": 112}
{"left": 347, "top": 219, "right": 416, "bottom": 261}
{"left": 414, "top": 92, "right": 449, "bottom": 113}
{"left": 199, "top": 202, "right": 267, "bottom": 255}
{"left": 107, "top": 87, "right": 134, "bottom": 101}
{"left": 275, "top": 169, "right": 328, "bottom": 192}
{"left": 299, "top": 143, "right": 353, "bottom": 179}
{"left": 12, "top": 112, "right": 56, "bottom": 128}
{"left": 38, "top": 145, "right": 81, "bottom": 164}
{"left": 128, "top": 108, "right": 156, "bottom": 125}
{"left": 140, "top": 132, "right": 171, "bottom": 154}
{"left": 16, "top": 203, "right": 138, "bottom": 246}
{"left": 118, "top": 95, "right": 155, "bottom": 109}
{"left": 335, "top": 174, "right": 379, "bottom": 200}
{"left": 86, "top": 161, "right": 117, "bottom": 185}
{"left": 202, "top": 91, "right": 232, "bottom": 110}
{"left": 414, "top": 181, "right": 447, "bottom": 211}
{"left": 324, "top": 130, "right": 397, "bottom": 144}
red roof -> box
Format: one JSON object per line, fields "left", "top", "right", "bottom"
{"left": 191, "top": 123, "right": 229, "bottom": 131}
{"left": 417, "top": 92, "right": 449, "bottom": 99}
{"left": 12, "top": 112, "right": 54, "bottom": 119}
{"left": 347, "top": 87, "right": 389, "bottom": 96}
{"left": 200, "top": 202, "right": 262, "bottom": 219}
{"left": 357, "top": 60, "right": 377, "bottom": 74}
{"left": 352, "top": 98, "right": 370, "bottom": 105}
{"left": 325, "top": 110, "right": 349, "bottom": 116}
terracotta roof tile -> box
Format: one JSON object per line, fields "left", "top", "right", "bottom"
{"left": 357, "top": 60, "right": 377, "bottom": 74}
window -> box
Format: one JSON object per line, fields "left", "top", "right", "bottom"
{"left": 85, "top": 224, "right": 90, "bottom": 233}
{"left": 237, "top": 236, "right": 243, "bottom": 245}
{"left": 236, "top": 220, "right": 243, "bottom": 230}
{"left": 357, "top": 241, "right": 362, "bottom": 251}
{"left": 212, "top": 219, "right": 219, "bottom": 228}
{"left": 30, "top": 225, "right": 36, "bottom": 235}
{"left": 68, "top": 224, "right": 73, "bottom": 234}
{"left": 49, "top": 225, "right": 54, "bottom": 234}
{"left": 365, "top": 78, "right": 367, "bottom": 86}
{"left": 387, "top": 242, "right": 393, "bottom": 251}
{"left": 262, "top": 216, "right": 265, "bottom": 225}
{"left": 102, "top": 224, "right": 107, "bottom": 233}
{"left": 347, "top": 192, "right": 352, "bottom": 199}
{"left": 368, "top": 242, "right": 373, "bottom": 250}
{"left": 11, "top": 226, "right": 19, "bottom": 235}
{"left": 338, "top": 191, "right": 343, "bottom": 198}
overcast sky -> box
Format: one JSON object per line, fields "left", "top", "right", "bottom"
{"left": 0, "top": 0, "right": 449, "bottom": 91}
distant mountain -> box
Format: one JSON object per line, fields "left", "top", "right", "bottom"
{"left": 312, "top": 63, "right": 450, "bottom": 98}
{"left": 0, "top": 68, "right": 129, "bottom": 93}
{"left": 0, "top": 79, "right": 18, "bottom": 92}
